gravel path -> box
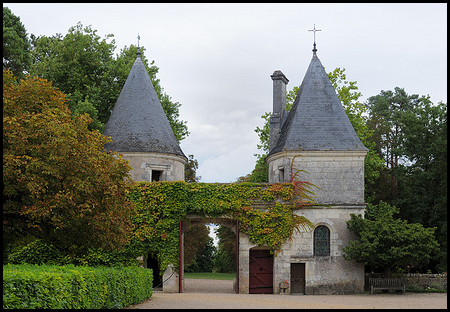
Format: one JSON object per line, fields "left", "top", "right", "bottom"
{"left": 126, "top": 279, "right": 447, "bottom": 309}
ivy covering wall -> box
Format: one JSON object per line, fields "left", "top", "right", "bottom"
{"left": 127, "top": 181, "right": 318, "bottom": 275}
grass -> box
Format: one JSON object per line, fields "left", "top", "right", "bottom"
{"left": 184, "top": 272, "right": 236, "bottom": 280}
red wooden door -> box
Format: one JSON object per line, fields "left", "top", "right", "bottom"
{"left": 249, "top": 249, "right": 273, "bottom": 294}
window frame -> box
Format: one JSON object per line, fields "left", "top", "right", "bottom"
{"left": 314, "top": 225, "right": 330, "bottom": 257}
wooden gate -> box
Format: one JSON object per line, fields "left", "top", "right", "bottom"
{"left": 249, "top": 249, "right": 273, "bottom": 294}
{"left": 291, "top": 263, "right": 305, "bottom": 294}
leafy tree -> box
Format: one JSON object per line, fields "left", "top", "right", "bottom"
{"left": 343, "top": 201, "right": 439, "bottom": 276}
{"left": 365, "top": 88, "right": 447, "bottom": 272}
{"left": 29, "top": 22, "right": 116, "bottom": 131}
{"left": 395, "top": 100, "right": 447, "bottom": 272}
{"left": 186, "top": 237, "right": 215, "bottom": 273}
{"left": 213, "top": 225, "right": 236, "bottom": 273}
{"left": 184, "top": 224, "right": 210, "bottom": 267}
{"left": 184, "top": 224, "right": 214, "bottom": 273}
{"left": 185, "top": 154, "right": 201, "bottom": 182}
{"left": 3, "top": 6, "right": 32, "bottom": 78}
{"left": 3, "top": 69, "right": 136, "bottom": 257}
{"left": 366, "top": 87, "right": 428, "bottom": 200}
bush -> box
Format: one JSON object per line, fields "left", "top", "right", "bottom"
{"left": 7, "top": 240, "right": 64, "bottom": 265}
{"left": 7, "top": 240, "right": 141, "bottom": 267}
{"left": 3, "top": 264, "right": 152, "bottom": 309}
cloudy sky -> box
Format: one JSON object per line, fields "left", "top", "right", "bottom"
{"left": 5, "top": 3, "right": 447, "bottom": 184}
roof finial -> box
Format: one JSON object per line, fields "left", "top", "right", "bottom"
{"left": 136, "top": 33, "right": 141, "bottom": 56}
{"left": 308, "top": 24, "right": 321, "bottom": 55}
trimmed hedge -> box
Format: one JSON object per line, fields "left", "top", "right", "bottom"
{"left": 3, "top": 264, "right": 152, "bottom": 309}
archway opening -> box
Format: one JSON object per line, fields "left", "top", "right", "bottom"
{"left": 181, "top": 218, "right": 237, "bottom": 293}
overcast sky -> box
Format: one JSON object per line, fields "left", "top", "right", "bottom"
{"left": 5, "top": 3, "right": 447, "bottom": 184}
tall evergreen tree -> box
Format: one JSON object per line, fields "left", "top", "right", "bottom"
{"left": 3, "top": 6, "right": 32, "bottom": 78}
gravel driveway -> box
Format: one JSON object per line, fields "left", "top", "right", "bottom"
{"left": 126, "top": 279, "right": 447, "bottom": 309}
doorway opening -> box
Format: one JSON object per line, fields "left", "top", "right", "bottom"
{"left": 180, "top": 218, "right": 238, "bottom": 293}
{"left": 291, "top": 263, "right": 306, "bottom": 294}
{"left": 146, "top": 253, "right": 162, "bottom": 290}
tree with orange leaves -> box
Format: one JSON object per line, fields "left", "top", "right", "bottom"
{"left": 3, "top": 69, "right": 136, "bottom": 257}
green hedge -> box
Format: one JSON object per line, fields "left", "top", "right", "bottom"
{"left": 3, "top": 264, "right": 152, "bottom": 309}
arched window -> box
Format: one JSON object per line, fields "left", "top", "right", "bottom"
{"left": 314, "top": 225, "right": 330, "bottom": 256}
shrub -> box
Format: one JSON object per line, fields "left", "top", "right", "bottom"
{"left": 3, "top": 264, "right": 152, "bottom": 309}
{"left": 7, "top": 240, "right": 140, "bottom": 267}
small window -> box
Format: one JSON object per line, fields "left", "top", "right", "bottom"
{"left": 278, "top": 168, "right": 285, "bottom": 183}
{"left": 314, "top": 225, "right": 330, "bottom": 256}
{"left": 152, "top": 170, "right": 163, "bottom": 181}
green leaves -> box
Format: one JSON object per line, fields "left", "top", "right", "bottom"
{"left": 129, "top": 180, "right": 317, "bottom": 272}
{"left": 3, "top": 264, "right": 153, "bottom": 309}
{"left": 3, "top": 7, "right": 32, "bottom": 79}
{"left": 3, "top": 70, "right": 136, "bottom": 256}
{"left": 343, "top": 201, "right": 439, "bottom": 275}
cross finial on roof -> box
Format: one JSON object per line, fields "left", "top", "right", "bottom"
{"left": 308, "top": 24, "right": 321, "bottom": 54}
{"left": 136, "top": 33, "right": 141, "bottom": 56}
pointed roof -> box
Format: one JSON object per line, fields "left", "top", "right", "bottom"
{"left": 103, "top": 52, "right": 186, "bottom": 158}
{"left": 268, "top": 51, "right": 368, "bottom": 156}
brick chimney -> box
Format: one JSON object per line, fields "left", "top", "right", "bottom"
{"left": 269, "top": 70, "right": 289, "bottom": 151}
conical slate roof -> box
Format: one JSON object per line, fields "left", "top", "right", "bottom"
{"left": 103, "top": 53, "right": 186, "bottom": 158}
{"left": 268, "top": 51, "right": 368, "bottom": 156}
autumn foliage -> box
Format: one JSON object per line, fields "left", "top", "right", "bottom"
{"left": 3, "top": 69, "right": 136, "bottom": 255}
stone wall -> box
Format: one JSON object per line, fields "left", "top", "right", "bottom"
{"left": 266, "top": 151, "right": 366, "bottom": 205}
{"left": 121, "top": 152, "right": 186, "bottom": 182}
{"left": 237, "top": 206, "right": 365, "bottom": 295}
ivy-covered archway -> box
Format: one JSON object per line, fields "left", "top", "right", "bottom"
{"left": 127, "top": 181, "right": 318, "bottom": 291}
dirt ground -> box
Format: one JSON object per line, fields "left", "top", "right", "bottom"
{"left": 126, "top": 279, "right": 447, "bottom": 309}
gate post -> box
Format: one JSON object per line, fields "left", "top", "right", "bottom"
{"left": 179, "top": 220, "right": 182, "bottom": 293}
{"left": 236, "top": 220, "right": 239, "bottom": 294}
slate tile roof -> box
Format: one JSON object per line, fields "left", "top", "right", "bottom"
{"left": 268, "top": 52, "right": 368, "bottom": 156}
{"left": 103, "top": 54, "right": 186, "bottom": 158}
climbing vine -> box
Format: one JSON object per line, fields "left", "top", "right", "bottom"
{"left": 127, "top": 181, "right": 319, "bottom": 275}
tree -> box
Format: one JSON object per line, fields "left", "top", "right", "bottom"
{"left": 184, "top": 224, "right": 214, "bottom": 273}
{"left": 185, "top": 154, "right": 201, "bottom": 182}
{"left": 3, "top": 70, "right": 136, "bottom": 256}
{"left": 29, "top": 22, "right": 117, "bottom": 132}
{"left": 365, "top": 88, "right": 447, "bottom": 272}
{"left": 343, "top": 201, "right": 439, "bottom": 276}
{"left": 213, "top": 225, "right": 236, "bottom": 273}
{"left": 365, "top": 87, "right": 426, "bottom": 200}
{"left": 3, "top": 6, "right": 32, "bottom": 79}
{"left": 186, "top": 237, "right": 215, "bottom": 273}
{"left": 395, "top": 100, "right": 447, "bottom": 272}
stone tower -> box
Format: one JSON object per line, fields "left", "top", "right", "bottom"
{"left": 103, "top": 48, "right": 187, "bottom": 182}
{"left": 266, "top": 47, "right": 368, "bottom": 203}
{"left": 265, "top": 43, "right": 368, "bottom": 294}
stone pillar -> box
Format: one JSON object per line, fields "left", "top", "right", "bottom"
{"left": 162, "top": 264, "right": 179, "bottom": 293}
